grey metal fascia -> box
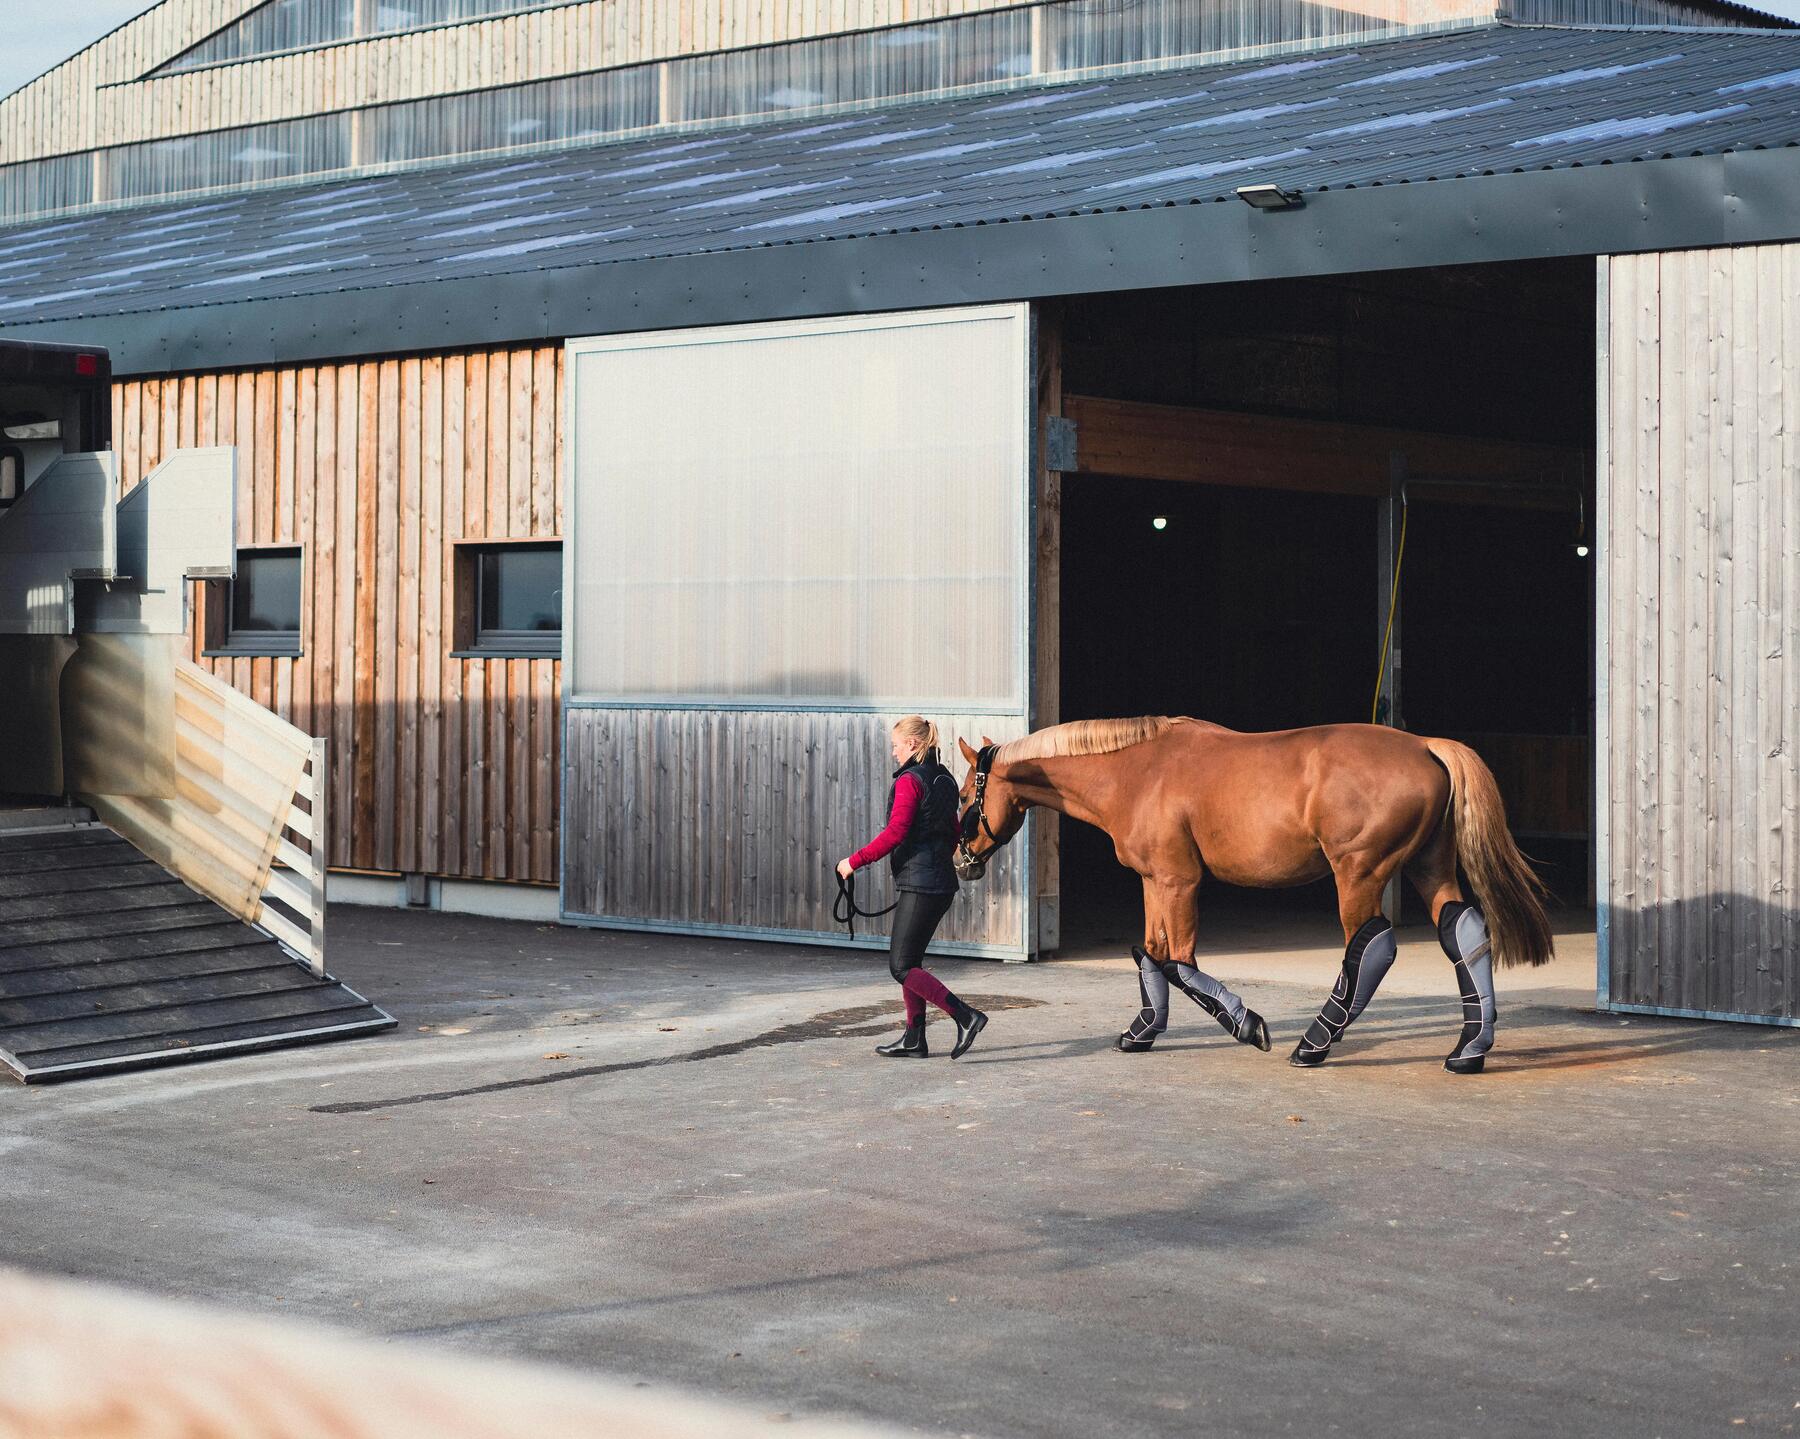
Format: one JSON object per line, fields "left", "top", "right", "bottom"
{"left": 7, "top": 145, "right": 1800, "bottom": 375}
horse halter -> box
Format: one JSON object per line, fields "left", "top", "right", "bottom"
{"left": 954, "top": 745, "right": 1012, "bottom": 881}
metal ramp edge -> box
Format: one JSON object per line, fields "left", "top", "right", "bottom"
{"left": 0, "top": 819, "right": 394, "bottom": 1083}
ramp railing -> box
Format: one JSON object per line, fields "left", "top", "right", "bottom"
{"left": 62, "top": 636, "right": 329, "bottom": 977}
{"left": 172, "top": 660, "right": 328, "bottom": 976}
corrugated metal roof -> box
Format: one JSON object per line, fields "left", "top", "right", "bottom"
{"left": 2, "top": 22, "right": 1799, "bottom": 329}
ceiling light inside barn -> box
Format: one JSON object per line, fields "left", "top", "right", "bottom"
{"left": 1152, "top": 516, "right": 1168, "bottom": 531}
{"left": 1575, "top": 544, "right": 1590, "bottom": 558}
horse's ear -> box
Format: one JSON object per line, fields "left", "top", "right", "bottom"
{"left": 958, "top": 737, "right": 979, "bottom": 764}
{"left": 980, "top": 734, "right": 996, "bottom": 749}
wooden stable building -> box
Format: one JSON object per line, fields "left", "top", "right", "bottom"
{"left": 3, "top": 0, "right": 1800, "bottom": 1025}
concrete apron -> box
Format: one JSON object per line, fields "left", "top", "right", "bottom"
{"left": 2, "top": 906, "right": 1793, "bottom": 1439}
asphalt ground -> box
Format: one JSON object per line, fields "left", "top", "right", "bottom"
{"left": 3, "top": 906, "right": 1796, "bottom": 1437}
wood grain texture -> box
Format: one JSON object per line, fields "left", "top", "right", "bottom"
{"left": 1604, "top": 245, "right": 1797, "bottom": 1022}
{"left": 109, "top": 342, "right": 563, "bottom": 884}
{"left": 1064, "top": 394, "right": 1589, "bottom": 503}
{"left": 562, "top": 706, "right": 1028, "bottom": 952}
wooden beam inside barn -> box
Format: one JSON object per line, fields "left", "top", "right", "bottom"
{"left": 1061, "top": 395, "right": 1588, "bottom": 508}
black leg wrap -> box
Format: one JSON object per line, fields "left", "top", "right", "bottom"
{"left": 1437, "top": 901, "right": 1495, "bottom": 1074}
{"left": 1290, "top": 915, "right": 1398, "bottom": 1068}
{"left": 1118, "top": 948, "right": 1169, "bottom": 1052}
{"left": 1158, "top": 958, "right": 1271, "bottom": 1051}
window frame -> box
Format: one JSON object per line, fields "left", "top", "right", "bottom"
{"left": 203, "top": 543, "right": 305, "bottom": 658}
{"left": 0, "top": 446, "right": 22, "bottom": 509}
{"left": 145, "top": 0, "right": 588, "bottom": 81}
{"left": 451, "top": 537, "right": 563, "bottom": 660}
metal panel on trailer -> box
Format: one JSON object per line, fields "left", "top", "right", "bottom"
{"left": 1599, "top": 243, "right": 1800, "bottom": 1026}
{"left": 0, "top": 451, "right": 118, "bottom": 634}
{"left": 563, "top": 305, "right": 1033, "bottom": 958}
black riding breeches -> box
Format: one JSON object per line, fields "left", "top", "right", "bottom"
{"left": 888, "top": 888, "right": 956, "bottom": 983}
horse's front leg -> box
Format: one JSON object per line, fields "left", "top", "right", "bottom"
{"left": 1119, "top": 876, "right": 1271, "bottom": 1054}
{"left": 1115, "top": 877, "right": 1173, "bottom": 1052}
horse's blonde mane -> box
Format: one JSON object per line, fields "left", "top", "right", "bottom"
{"left": 997, "top": 717, "right": 1175, "bottom": 764}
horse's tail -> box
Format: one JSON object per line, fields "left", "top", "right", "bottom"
{"left": 1423, "top": 737, "right": 1554, "bottom": 969}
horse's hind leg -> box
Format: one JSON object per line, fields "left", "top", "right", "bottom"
{"left": 1289, "top": 859, "right": 1401, "bottom": 1069}
{"left": 1404, "top": 817, "right": 1462, "bottom": 922}
{"left": 1406, "top": 816, "right": 1496, "bottom": 1076}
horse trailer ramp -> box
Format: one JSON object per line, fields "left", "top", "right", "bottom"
{"left": 0, "top": 812, "right": 393, "bottom": 1082}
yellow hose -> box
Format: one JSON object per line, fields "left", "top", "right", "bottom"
{"left": 1371, "top": 500, "right": 1408, "bottom": 725}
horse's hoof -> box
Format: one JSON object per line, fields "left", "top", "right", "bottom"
{"left": 1444, "top": 1053, "right": 1486, "bottom": 1075}
{"left": 1116, "top": 1033, "right": 1157, "bottom": 1053}
{"left": 1237, "top": 1010, "right": 1273, "bottom": 1053}
{"left": 1288, "top": 1040, "right": 1328, "bottom": 1068}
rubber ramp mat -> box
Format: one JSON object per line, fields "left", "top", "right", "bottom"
{"left": 0, "top": 825, "right": 393, "bottom": 1082}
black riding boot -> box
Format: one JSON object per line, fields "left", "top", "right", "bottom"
{"left": 946, "top": 997, "right": 988, "bottom": 1059}
{"left": 876, "top": 1021, "right": 929, "bottom": 1058}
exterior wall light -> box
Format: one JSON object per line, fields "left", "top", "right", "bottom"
{"left": 1236, "top": 184, "right": 1304, "bottom": 211}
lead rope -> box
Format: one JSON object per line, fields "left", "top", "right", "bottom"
{"left": 834, "top": 870, "right": 898, "bottom": 940}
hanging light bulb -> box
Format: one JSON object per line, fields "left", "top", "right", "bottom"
{"left": 1152, "top": 516, "right": 1168, "bottom": 531}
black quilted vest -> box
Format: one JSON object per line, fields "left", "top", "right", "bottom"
{"left": 887, "top": 756, "right": 960, "bottom": 894}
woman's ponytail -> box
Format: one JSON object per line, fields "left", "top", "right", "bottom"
{"left": 893, "top": 715, "right": 940, "bottom": 766}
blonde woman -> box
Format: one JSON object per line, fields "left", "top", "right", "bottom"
{"left": 837, "top": 716, "right": 988, "bottom": 1060}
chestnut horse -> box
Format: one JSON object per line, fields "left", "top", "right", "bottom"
{"left": 953, "top": 717, "right": 1553, "bottom": 1072}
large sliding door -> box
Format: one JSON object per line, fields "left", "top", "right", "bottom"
{"left": 1599, "top": 247, "right": 1800, "bottom": 1026}
{"left": 563, "top": 306, "right": 1033, "bottom": 957}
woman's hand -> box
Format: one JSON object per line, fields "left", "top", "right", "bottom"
{"left": 836, "top": 858, "right": 855, "bottom": 881}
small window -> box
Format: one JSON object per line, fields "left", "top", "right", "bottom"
{"left": 453, "top": 540, "right": 561, "bottom": 658}
{"left": 204, "top": 546, "right": 303, "bottom": 656}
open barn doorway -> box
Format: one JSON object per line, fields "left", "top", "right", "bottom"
{"left": 1049, "top": 259, "right": 1597, "bottom": 964}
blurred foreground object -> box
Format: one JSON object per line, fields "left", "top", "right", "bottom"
{"left": 0, "top": 1268, "right": 905, "bottom": 1439}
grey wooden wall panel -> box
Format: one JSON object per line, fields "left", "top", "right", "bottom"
{"left": 1604, "top": 244, "right": 1799, "bottom": 1023}
{"left": 562, "top": 706, "right": 1028, "bottom": 955}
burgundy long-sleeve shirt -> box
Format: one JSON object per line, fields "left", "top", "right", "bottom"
{"left": 849, "top": 771, "right": 925, "bottom": 871}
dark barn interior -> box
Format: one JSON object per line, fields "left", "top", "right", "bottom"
{"left": 1054, "top": 259, "right": 1597, "bottom": 950}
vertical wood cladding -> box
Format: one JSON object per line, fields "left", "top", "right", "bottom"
{"left": 109, "top": 345, "right": 563, "bottom": 882}
{"left": 562, "top": 706, "right": 1030, "bottom": 952}
{"left": 1604, "top": 244, "right": 1799, "bottom": 1021}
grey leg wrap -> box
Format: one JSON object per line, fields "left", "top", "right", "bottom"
{"left": 1164, "top": 958, "right": 1250, "bottom": 1038}
{"left": 1296, "top": 916, "right": 1398, "bottom": 1059}
{"left": 1122, "top": 949, "right": 1170, "bottom": 1045}
{"left": 1438, "top": 901, "right": 1496, "bottom": 1066}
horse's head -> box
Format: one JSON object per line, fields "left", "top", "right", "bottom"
{"left": 953, "top": 735, "right": 1024, "bottom": 882}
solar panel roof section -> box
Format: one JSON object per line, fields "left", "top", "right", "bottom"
{"left": 2, "top": 23, "right": 1800, "bottom": 330}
